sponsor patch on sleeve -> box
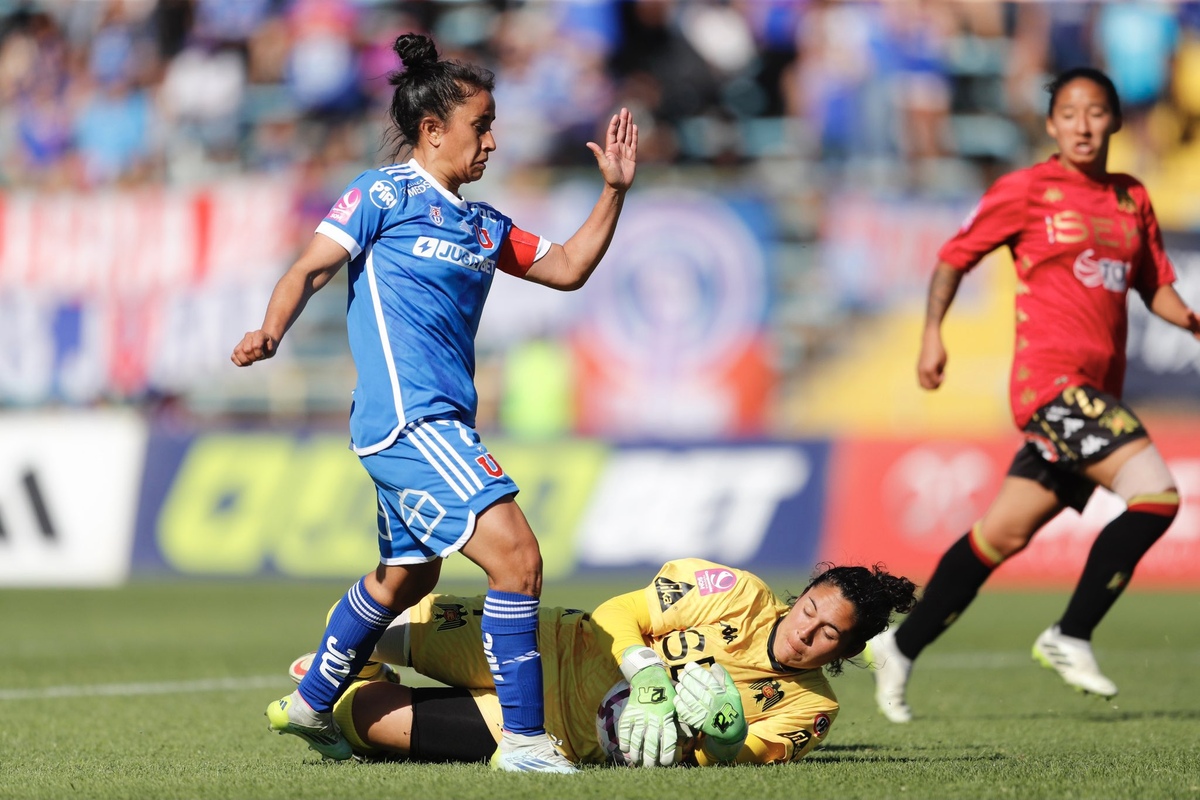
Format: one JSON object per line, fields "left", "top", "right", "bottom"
{"left": 327, "top": 188, "right": 361, "bottom": 223}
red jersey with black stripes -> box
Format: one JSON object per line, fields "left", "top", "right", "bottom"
{"left": 937, "top": 155, "right": 1176, "bottom": 427}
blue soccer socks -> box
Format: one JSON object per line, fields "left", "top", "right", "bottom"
{"left": 297, "top": 578, "right": 397, "bottom": 713}
{"left": 481, "top": 590, "right": 544, "bottom": 736}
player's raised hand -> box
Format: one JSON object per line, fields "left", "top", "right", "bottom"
{"left": 587, "top": 108, "right": 637, "bottom": 193}
{"left": 231, "top": 330, "right": 278, "bottom": 366}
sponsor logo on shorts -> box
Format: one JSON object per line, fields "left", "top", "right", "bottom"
{"left": 781, "top": 729, "right": 812, "bottom": 762}
{"left": 695, "top": 568, "right": 737, "bottom": 595}
{"left": 813, "top": 712, "right": 831, "bottom": 737}
{"left": 1079, "top": 435, "right": 1110, "bottom": 458}
{"left": 751, "top": 678, "right": 784, "bottom": 711}
{"left": 398, "top": 489, "right": 446, "bottom": 537}
{"left": 326, "top": 189, "right": 361, "bottom": 223}
{"left": 369, "top": 179, "right": 398, "bottom": 209}
{"left": 1025, "top": 433, "right": 1060, "bottom": 463}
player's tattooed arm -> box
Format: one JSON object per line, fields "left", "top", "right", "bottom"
{"left": 917, "top": 262, "right": 965, "bottom": 391}
{"left": 925, "top": 261, "right": 964, "bottom": 326}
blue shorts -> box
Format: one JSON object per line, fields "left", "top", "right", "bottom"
{"left": 359, "top": 419, "right": 519, "bottom": 565}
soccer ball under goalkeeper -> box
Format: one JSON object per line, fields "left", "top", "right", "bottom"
{"left": 595, "top": 680, "right": 698, "bottom": 766}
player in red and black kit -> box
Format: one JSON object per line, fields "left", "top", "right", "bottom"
{"left": 866, "top": 67, "right": 1200, "bottom": 722}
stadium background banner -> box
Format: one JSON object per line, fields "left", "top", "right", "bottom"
{"left": 129, "top": 427, "right": 831, "bottom": 581}
{"left": 1125, "top": 233, "right": 1200, "bottom": 402}
{"left": 820, "top": 429, "right": 1200, "bottom": 589}
{"left": 2, "top": 414, "right": 1198, "bottom": 587}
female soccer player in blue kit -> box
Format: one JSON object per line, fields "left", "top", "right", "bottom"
{"left": 231, "top": 33, "right": 638, "bottom": 772}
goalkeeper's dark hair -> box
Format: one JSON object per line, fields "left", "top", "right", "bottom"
{"left": 384, "top": 32, "right": 495, "bottom": 160}
{"left": 790, "top": 563, "right": 916, "bottom": 676}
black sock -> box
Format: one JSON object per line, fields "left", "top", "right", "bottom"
{"left": 1057, "top": 509, "right": 1174, "bottom": 640}
{"left": 894, "top": 532, "right": 996, "bottom": 661}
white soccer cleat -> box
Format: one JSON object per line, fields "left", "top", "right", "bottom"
{"left": 490, "top": 731, "right": 578, "bottom": 774}
{"left": 1032, "top": 625, "right": 1118, "bottom": 699}
{"left": 265, "top": 690, "right": 353, "bottom": 761}
{"left": 865, "top": 628, "right": 914, "bottom": 723}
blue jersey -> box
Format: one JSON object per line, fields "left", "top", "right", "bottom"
{"left": 316, "top": 160, "right": 547, "bottom": 455}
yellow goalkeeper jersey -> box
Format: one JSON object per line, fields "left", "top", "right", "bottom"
{"left": 598, "top": 558, "right": 840, "bottom": 764}
{"left": 352, "top": 559, "right": 836, "bottom": 766}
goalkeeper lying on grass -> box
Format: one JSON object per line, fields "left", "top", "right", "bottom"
{"left": 284, "top": 558, "right": 916, "bottom": 767}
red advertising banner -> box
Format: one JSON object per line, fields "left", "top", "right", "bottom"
{"left": 820, "top": 426, "right": 1200, "bottom": 588}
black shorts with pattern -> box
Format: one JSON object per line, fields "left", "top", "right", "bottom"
{"left": 1007, "top": 384, "right": 1148, "bottom": 512}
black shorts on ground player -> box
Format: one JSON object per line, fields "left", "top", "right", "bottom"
{"left": 1007, "top": 384, "right": 1149, "bottom": 513}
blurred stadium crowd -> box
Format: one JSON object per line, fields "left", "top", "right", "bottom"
{"left": 3, "top": 1, "right": 1200, "bottom": 192}
{"left": 2, "top": 0, "right": 1199, "bottom": 434}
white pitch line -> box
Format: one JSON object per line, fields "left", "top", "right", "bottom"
{"left": 0, "top": 675, "right": 284, "bottom": 701}
{"left": 3, "top": 651, "right": 1198, "bottom": 702}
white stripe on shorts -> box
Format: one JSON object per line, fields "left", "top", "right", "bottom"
{"left": 410, "top": 422, "right": 485, "bottom": 499}
{"left": 408, "top": 427, "right": 471, "bottom": 502}
{"left": 421, "top": 422, "right": 486, "bottom": 492}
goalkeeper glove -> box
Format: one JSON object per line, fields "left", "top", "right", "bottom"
{"left": 674, "top": 661, "right": 748, "bottom": 763}
{"left": 617, "top": 646, "right": 680, "bottom": 767}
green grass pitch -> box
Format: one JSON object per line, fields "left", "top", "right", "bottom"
{"left": 1, "top": 578, "right": 1197, "bottom": 800}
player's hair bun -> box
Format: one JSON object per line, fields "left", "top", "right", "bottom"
{"left": 392, "top": 33, "right": 438, "bottom": 77}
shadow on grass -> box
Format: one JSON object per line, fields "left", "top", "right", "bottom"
{"left": 809, "top": 744, "right": 1006, "bottom": 764}
{"left": 951, "top": 707, "right": 1200, "bottom": 723}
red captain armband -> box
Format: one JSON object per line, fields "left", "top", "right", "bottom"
{"left": 497, "top": 226, "right": 542, "bottom": 277}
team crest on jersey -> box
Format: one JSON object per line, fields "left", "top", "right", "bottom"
{"left": 369, "top": 179, "right": 398, "bottom": 209}
{"left": 654, "top": 578, "right": 694, "bottom": 611}
{"left": 1114, "top": 185, "right": 1136, "bottom": 214}
{"left": 781, "top": 729, "right": 812, "bottom": 762}
{"left": 696, "top": 568, "right": 737, "bottom": 596}
{"left": 429, "top": 206, "right": 443, "bottom": 225}
{"left": 751, "top": 678, "right": 784, "bottom": 711}
{"left": 474, "top": 224, "right": 494, "bottom": 249}
{"left": 1043, "top": 186, "right": 1063, "bottom": 204}
{"left": 327, "top": 188, "right": 361, "bottom": 223}
{"left": 813, "top": 713, "right": 831, "bottom": 737}
{"left": 475, "top": 452, "right": 504, "bottom": 477}
{"left": 433, "top": 602, "right": 468, "bottom": 631}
